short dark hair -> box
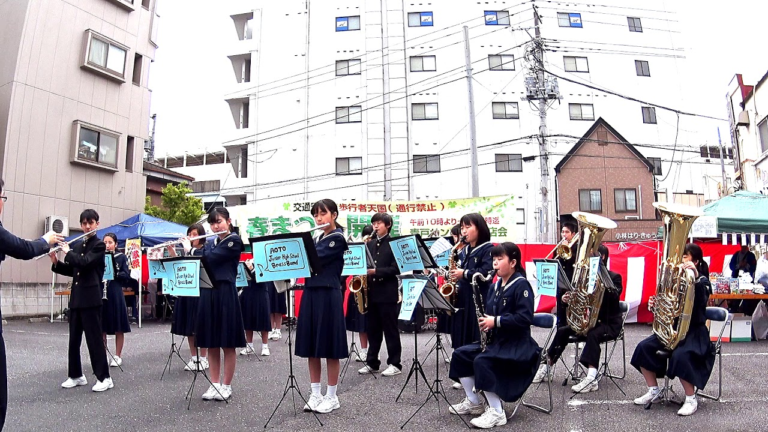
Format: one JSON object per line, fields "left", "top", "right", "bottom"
{"left": 80, "top": 209, "right": 99, "bottom": 223}
{"left": 371, "top": 212, "right": 393, "bottom": 232}
{"left": 187, "top": 223, "right": 206, "bottom": 237}
{"left": 598, "top": 244, "right": 609, "bottom": 265}
{"left": 684, "top": 243, "right": 709, "bottom": 277}
{"left": 362, "top": 224, "right": 374, "bottom": 237}
{"left": 562, "top": 221, "right": 577, "bottom": 234}
{"left": 490, "top": 242, "right": 526, "bottom": 278}
{"left": 459, "top": 213, "right": 491, "bottom": 245}
{"left": 104, "top": 232, "right": 118, "bottom": 245}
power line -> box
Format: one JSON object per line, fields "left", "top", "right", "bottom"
{"left": 533, "top": 5, "right": 678, "bottom": 22}
{"left": 537, "top": 0, "right": 675, "bottom": 15}
{"left": 543, "top": 38, "right": 684, "bottom": 52}
{"left": 546, "top": 47, "right": 685, "bottom": 59}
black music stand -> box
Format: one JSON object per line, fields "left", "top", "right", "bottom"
{"left": 160, "top": 331, "right": 186, "bottom": 380}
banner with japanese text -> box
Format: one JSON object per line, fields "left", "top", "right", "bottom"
{"left": 227, "top": 195, "right": 516, "bottom": 243}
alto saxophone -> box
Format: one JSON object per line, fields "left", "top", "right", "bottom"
{"left": 471, "top": 270, "right": 496, "bottom": 351}
{"left": 439, "top": 237, "right": 466, "bottom": 306}
{"left": 349, "top": 235, "right": 372, "bottom": 314}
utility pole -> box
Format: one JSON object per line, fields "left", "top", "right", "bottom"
{"left": 381, "top": 0, "right": 392, "bottom": 200}
{"left": 147, "top": 113, "right": 157, "bottom": 162}
{"left": 463, "top": 26, "right": 479, "bottom": 197}
{"left": 717, "top": 127, "right": 727, "bottom": 197}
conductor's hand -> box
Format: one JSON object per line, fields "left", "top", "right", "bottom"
{"left": 367, "top": 268, "right": 376, "bottom": 276}
{"left": 43, "top": 231, "right": 64, "bottom": 246}
{"left": 478, "top": 314, "right": 495, "bottom": 332}
{"left": 181, "top": 238, "right": 192, "bottom": 254}
{"left": 450, "top": 269, "right": 464, "bottom": 280}
{"left": 562, "top": 292, "right": 571, "bottom": 304}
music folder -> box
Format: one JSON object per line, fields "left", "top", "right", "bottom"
{"left": 156, "top": 256, "right": 212, "bottom": 296}
{"left": 398, "top": 274, "right": 456, "bottom": 321}
{"left": 533, "top": 258, "right": 573, "bottom": 292}
{"left": 249, "top": 232, "right": 323, "bottom": 283}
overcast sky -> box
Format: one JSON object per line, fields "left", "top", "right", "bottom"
{"left": 149, "top": 1, "right": 767, "bottom": 157}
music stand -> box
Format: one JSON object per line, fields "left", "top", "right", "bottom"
{"left": 339, "top": 243, "right": 377, "bottom": 382}
{"left": 160, "top": 331, "right": 186, "bottom": 380}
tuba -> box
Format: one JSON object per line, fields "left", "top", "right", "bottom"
{"left": 566, "top": 212, "right": 617, "bottom": 336}
{"left": 349, "top": 235, "right": 372, "bottom": 314}
{"left": 439, "top": 237, "right": 466, "bottom": 306}
{"left": 651, "top": 202, "right": 703, "bottom": 350}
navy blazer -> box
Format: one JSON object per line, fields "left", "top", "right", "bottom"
{"left": 457, "top": 242, "right": 494, "bottom": 308}
{"left": 486, "top": 273, "right": 535, "bottom": 343}
{"left": 305, "top": 228, "right": 348, "bottom": 290}
{"left": 367, "top": 234, "right": 400, "bottom": 303}
{"left": 191, "top": 233, "right": 242, "bottom": 284}
{"left": 52, "top": 234, "right": 106, "bottom": 309}
{"left": 0, "top": 221, "right": 51, "bottom": 329}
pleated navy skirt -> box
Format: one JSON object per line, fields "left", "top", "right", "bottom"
{"left": 345, "top": 290, "right": 368, "bottom": 333}
{"left": 630, "top": 325, "right": 715, "bottom": 390}
{"left": 240, "top": 283, "right": 271, "bottom": 332}
{"left": 171, "top": 296, "right": 199, "bottom": 337}
{"left": 195, "top": 281, "right": 247, "bottom": 349}
{"left": 296, "top": 287, "right": 348, "bottom": 359}
{"left": 268, "top": 283, "right": 287, "bottom": 315}
{"left": 101, "top": 281, "right": 131, "bottom": 335}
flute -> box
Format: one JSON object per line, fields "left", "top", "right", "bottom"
{"left": 34, "top": 230, "right": 95, "bottom": 260}
{"left": 148, "top": 231, "right": 228, "bottom": 252}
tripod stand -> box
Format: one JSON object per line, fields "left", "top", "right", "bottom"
{"left": 340, "top": 331, "right": 377, "bottom": 383}
{"left": 265, "top": 288, "right": 323, "bottom": 428}
{"left": 184, "top": 346, "right": 226, "bottom": 409}
{"left": 423, "top": 312, "right": 451, "bottom": 373}
{"left": 396, "top": 320, "right": 432, "bottom": 402}
{"left": 401, "top": 332, "right": 470, "bottom": 429}
{"left": 161, "top": 333, "right": 187, "bottom": 380}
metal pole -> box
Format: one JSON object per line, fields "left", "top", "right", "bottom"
{"left": 718, "top": 127, "right": 727, "bottom": 196}
{"left": 534, "top": 3, "right": 550, "bottom": 243}
{"left": 463, "top": 26, "right": 479, "bottom": 197}
{"left": 382, "top": 0, "right": 392, "bottom": 200}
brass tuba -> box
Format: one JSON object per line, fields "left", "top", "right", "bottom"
{"left": 349, "top": 235, "right": 372, "bottom": 314}
{"left": 439, "top": 237, "right": 466, "bottom": 305}
{"left": 651, "top": 202, "right": 703, "bottom": 350}
{"left": 566, "top": 212, "right": 617, "bottom": 336}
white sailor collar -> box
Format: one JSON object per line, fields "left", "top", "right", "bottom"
{"left": 316, "top": 228, "right": 345, "bottom": 244}
{"left": 214, "top": 232, "right": 237, "bottom": 246}
{"left": 463, "top": 241, "right": 493, "bottom": 258}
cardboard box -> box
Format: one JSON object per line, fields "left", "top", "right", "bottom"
{"left": 731, "top": 316, "right": 753, "bottom": 342}
{"left": 708, "top": 313, "right": 732, "bottom": 342}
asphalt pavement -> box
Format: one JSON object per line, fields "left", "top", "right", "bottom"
{"left": 3, "top": 320, "right": 766, "bottom": 432}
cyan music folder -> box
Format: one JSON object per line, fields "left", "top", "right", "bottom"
{"left": 249, "top": 232, "right": 322, "bottom": 283}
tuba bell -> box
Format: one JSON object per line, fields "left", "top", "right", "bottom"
{"left": 651, "top": 202, "right": 703, "bottom": 350}
{"left": 565, "top": 212, "right": 617, "bottom": 336}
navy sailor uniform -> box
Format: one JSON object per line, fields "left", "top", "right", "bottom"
{"left": 171, "top": 247, "right": 202, "bottom": 337}
{"left": 240, "top": 273, "right": 272, "bottom": 333}
{"left": 450, "top": 242, "right": 494, "bottom": 349}
{"left": 296, "top": 228, "right": 349, "bottom": 359}
{"left": 449, "top": 273, "right": 541, "bottom": 402}
{"left": 630, "top": 274, "right": 715, "bottom": 390}
{"left": 191, "top": 233, "right": 247, "bottom": 349}
{"left": 101, "top": 253, "right": 132, "bottom": 335}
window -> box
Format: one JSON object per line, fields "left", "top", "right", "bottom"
{"left": 759, "top": 118, "right": 768, "bottom": 153}
{"left": 243, "top": 59, "right": 251, "bottom": 83}
{"left": 648, "top": 157, "right": 662, "bottom": 175}
{"left": 106, "top": 0, "right": 135, "bottom": 11}
{"left": 141, "top": 0, "right": 150, "bottom": 9}
{"left": 627, "top": 17, "right": 643, "bottom": 32}
{"left": 132, "top": 53, "right": 143, "bottom": 86}
{"left": 569, "top": 103, "right": 594, "bottom": 121}
{"left": 82, "top": 30, "right": 129, "bottom": 82}
{"left": 336, "top": 157, "right": 362, "bottom": 175}
{"left": 239, "top": 147, "right": 248, "bottom": 178}
{"left": 642, "top": 107, "right": 657, "bottom": 124}
{"left": 516, "top": 208, "right": 525, "bottom": 225}
{"left": 563, "top": 56, "right": 589, "bottom": 72}
{"left": 125, "top": 136, "right": 135, "bottom": 172}
{"left": 495, "top": 154, "right": 522, "bottom": 172}
{"left": 484, "top": 11, "right": 510, "bottom": 25}
{"left": 488, "top": 54, "right": 515, "bottom": 71}
{"left": 413, "top": 155, "right": 440, "bottom": 173}
{"left": 240, "top": 196, "right": 248, "bottom": 206}
{"left": 71, "top": 121, "right": 120, "bottom": 171}
{"left": 336, "top": 16, "right": 360, "bottom": 31}
{"left": 408, "top": 12, "right": 433, "bottom": 27}
{"left": 700, "top": 146, "right": 734, "bottom": 160}
{"left": 614, "top": 188, "right": 637, "bottom": 212}
{"left": 412, "top": 103, "right": 438, "bottom": 120}
{"left": 579, "top": 189, "right": 602, "bottom": 212}
{"left": 336, "top": 106, "right": 362, "bottom": 123}
{"left": 635, "top": 60, "right": 650, "bottom": 77}
{"left": 558, "top": 12, "right": 583, "bottom": 28}
{"left": 336, "top": 59, "right": 361, "bottom": 76}
{"left": 240, "top": 101, "right": 249, "bottom": 129}
{"left": 492, "top": 102, "right": 519, "bottom": 119}
{"left": 410, "top": 55, "right": 436, "bottom": 72}
{"left": 192, "top": 180, "right": 221, "bottom": 193}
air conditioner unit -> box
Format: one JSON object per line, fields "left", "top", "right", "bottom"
{"left": 624, "top": 216, "right": 640, "bottom": 220}
{"left": 45, "top": 215, "right": 69, "bottom": 236}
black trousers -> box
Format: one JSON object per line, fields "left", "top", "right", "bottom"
{"left": 0, "top": 333, "right": 7, "bottom": 432}
{"left": 68, "top": 306, "right": 109, "bottom": 382}
{"left": 547, "top": 323, "right": 618, "bottom": 368}
{"left": 366, "top": 302, "right": 402, "bottom": 370}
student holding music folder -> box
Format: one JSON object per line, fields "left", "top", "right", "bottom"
{"left": 295, "top": 199, "right": 349, "bottom": 414}
{"left": 181, "top": 208, "right": 245, "bottom": 402}
{"left": 101, "top": 233, "right": 131, "bottom": 368}
{"left": 240, "top": 260, "right": 273, "bottom": 356}
{"left": 346, "top": 224, "right": 372, "bottom": 362}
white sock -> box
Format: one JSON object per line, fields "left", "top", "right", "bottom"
{"left": 248, "top": 342, "right": 254, "bottom": 349}
{"left": 587, "top": 367, "right": 597, "bottom": 379}
{"left": 459, "top": 377, "right": 479, "bottom": 404}
{"left": 190, "top": 355, "right": 198, "bottom": 361}
{"left": 326, "top": 384, "right": 337, "bottom": 398}
{"left": 199, "top": 356, "right": 206, "bottom": 361}
{"left": 485, "top": 391, "right": 503, "bottom": 414}
{"left": 262, "top": 343, "right": 268, "bottom": 349}
{"left": 311, "top": 382, "right": 321, "bottom": 397}
{"left": 686, "top": 394, "right": 696, "bottom": 402}
{"left": 649, "top": 386, "right": 659, "bottom": 394}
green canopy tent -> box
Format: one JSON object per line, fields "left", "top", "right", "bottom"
{"left": 701, "top": 191, "right": 768, "bottom": 237}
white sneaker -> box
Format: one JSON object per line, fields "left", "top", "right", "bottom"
{"left": 448, "top": 397, "right": 485, "bottom": 415}
{"left": 261, "top": 346, "right": 271, "bottom": 356}
{"left": 275, "top": 329, "right": 282, "bottom": 340}
{"left": 634, "top": 388, "right": 660, "bottom": 405}
{"left": 355, "top": 348, "right": 368, "bottom": 362}
{"left": 452, "top": 382, "right": 463, "bottom": 389}
{"left": 358, "top": 365, "right": 378, "bottom": 375}
{"left": 202, "top": 384, "right": 220, "bottom": 401}
{"left": 315, "top": 395, "right": 340, "bottom": 413}
{"left": 239, "top": 345, "right": 254, "bottom": 356}
{"left": 677, "top": 397, "right": 698, "bottom": 416}
{"left": 214, "top": 385, "right": 232, "bottom": 401}
{"left": 382, "top": 365, "right": 402, "bottom": 377}
{"left": 532, "top": 364, "right": 553, "bottom": 383}
{"left": 268, "top": 330, "right": 276, "bottom": 340}
{"left": 92, "top": 377, "right": 114, "bottom": 392}
{"left": 303, "top": 393, "right": 323, "bottom": 412}
{"left": 61, "top": 376, "right": 87, "bottom": 389}
{"left": 445, "top": 357, "right": 451, "bottom": 364}
{"left": 184, "top": 357, "right": 200, "bottom": 371}
{"left": 571, "top": 376, "right": 598, "bottom": 393}
{"left": 200, "top": 358, "right": 209, "bottom": 369}
{"left": 109, "top": 356, "right": 122, "bottom": 367}
{"left": 470, "top": 406, "right": 507, "bottom": 429}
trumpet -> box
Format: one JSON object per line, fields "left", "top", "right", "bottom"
{"left": 34, "top": 230, "right": 95, "bottom": 260}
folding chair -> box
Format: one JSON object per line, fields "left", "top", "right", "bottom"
{"left": 509, "top": 313, "right": 557, "bottom": 419}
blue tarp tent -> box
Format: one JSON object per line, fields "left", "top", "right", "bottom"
{"left": 66, "top": 213, "right": 188, "bottom": 248}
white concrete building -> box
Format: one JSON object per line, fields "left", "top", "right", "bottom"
{"left": 166, "top": 0, "right": 730, "bottom": 243}
{"left": 727, "top": 72, "right": 768, "bottom": 194}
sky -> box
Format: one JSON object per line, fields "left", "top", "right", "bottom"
{"left": 149, "top": 0, "right": 768, "bottom": 157}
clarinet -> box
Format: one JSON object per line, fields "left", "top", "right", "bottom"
{"left": 471, "top": 270, "right": 496, "bottom": 351}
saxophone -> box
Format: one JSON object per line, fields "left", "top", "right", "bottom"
{"left": 566, "top": 212, "right": 617, "bottom": 336}
{"left": 439, "top": 237, "right": 466, "bottom": 306}
{"left": 349, "top": 235, "right": 372, "bottom": 314}
{"left": 651, "top": 202, "right": 702, "bottom": 350}
{"left": 471, "top": 270, "right": 496, "bottom": 351}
